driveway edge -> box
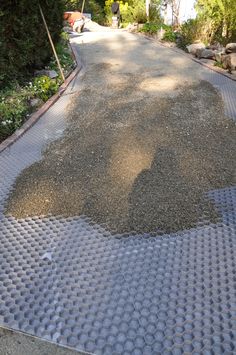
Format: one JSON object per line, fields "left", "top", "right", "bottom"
{"left": 140, "top": 33, "right": 236, "bottom": 82}
{"left": 0, "top": 42, "right": 82, "bottom": 154}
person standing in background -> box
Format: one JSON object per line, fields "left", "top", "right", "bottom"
{"left": 111, "top": 0, "right": 121, "bottom": 28}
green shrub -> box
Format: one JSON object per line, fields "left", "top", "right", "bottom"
{"left": 0, "top": 90, "right": 29, "bottom": 139}
{"left": 195, "top": 0, "right": 236, "bottom": 44}
{"left": 162, "top": 27, "right": 177, "bottom": 42}
{"left": 104, "top": 0, "right": 147, "bottom": 26}
{"left": 49, "top": 42, "right": 75, "bottom": 77}
{"left": 0, "top": 33, "right": 75, "bottom": 142}
{"left": 214, "top": 61, "right": 224, "bottom": 69}
{"left": 0, "top": 0, "right": 64, "bottom": 88}
{"left": 32, "top": 76, "right": 59, "bottom": 102}
{"left": 65, "top": 0, "right": 106, "bottom": 24}
{"left": 139, "top": 23, "right": 175, "bottom": 39}
{"left": 130, "top": 0, "right": 146, "bottom": 24}
{"left": 149, "top": 5, "right": 162, "bottom": 23}
{"left": 139, "top": 22, "right": 167, "bottom": 35}
{"left": 177, "top": 18, "right": 210, "bottom": 50}
{"left": 139, "top": 22, "right": 159, "bottom": 34}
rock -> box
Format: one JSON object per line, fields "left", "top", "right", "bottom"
{"left": 34, "top": 69, "right": 58, "bottom": 79}
{"left": 187, "top": 42, "right": 205, "bottom": 55}
{"left": 29, "top": 98, "right": 42, "bottom": 108}
{"left": 46, "top": 70, "right": 58, "bottom": 79}
{"left": 207, "top": 42, "right": 223, "bottom": 51}
{"left": 215, "top": 50, "right": 225, "bottom": 63}
{"left": 222, "top": 53, "right": 236, "bottom": 73}
{"left": 195, "top": 48, "right": 215, "bottom": 59}
{"left": 225, "top": 43, "right": 236, "bottom": 53}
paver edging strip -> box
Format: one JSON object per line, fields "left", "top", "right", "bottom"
{"left": 0, "top": 42, "right": 82, "bottom": 154}
{"left": 135, "top": 32, "right": 236, "bottom": 82}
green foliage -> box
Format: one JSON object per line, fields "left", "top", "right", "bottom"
{"left": 65, "top": 0, "right": 106, "bottom": 24}
{"left": 32, "top": 76, "right": 59, "bottom": 102}
{"left": 130, "top": 0, "right": 146, "bottom": 23}
{"left": 105, "top": 0, "right": 150, "bottom": 25}
{"left": 149, "top": 3, "right": 162, "bottom": 23}
{"left": 65, "top": 0, "right": 105, "bottom": 11}
{"left": 139, "top": 23, "right": 172, "bottom": 38}
{"left": 0, "top": 35, "right": 74, "bottom": 142}
{"left": 162, "top": 27, "right": 177, "bottom": 42}
{"left": 214, "top": 61, "right": 224, "bottom": 68}
{"left": 0, "top": 88, "right": 29, "bottom": 139}
{"left": 49, "top": 41, "right": 75, "bottom": 77}
{"left": 0, "top": 0, "right": 64, "bottom": 88}
{"left": 176, "top": 18, "right": 208, "bottom": 49}
{"left": 85, "top": 0, "right": 106, "bottom": 24}
{"left": 139, "top": 22, "right": 158, "bottom": 34}
{"left": 139, "top": 22, "right": 161, "bottom": 34}
{"left": 195, "top": 0, "right": 236, "bottom": 43}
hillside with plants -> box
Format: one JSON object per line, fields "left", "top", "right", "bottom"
{"left": 0, "top": 0, "right": 75, "bottom": 143}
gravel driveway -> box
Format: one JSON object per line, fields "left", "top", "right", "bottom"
{"left": 6, "top": 30, "right": 236, "bottom": 234}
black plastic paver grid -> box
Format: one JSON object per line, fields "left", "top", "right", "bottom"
{"left": 0, "top": 45, "right": 236, "bottom": 355}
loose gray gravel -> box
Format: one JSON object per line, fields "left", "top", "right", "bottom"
{"left": 5, "top": 31, "right": 236, "bottom": 234}
{"left": 0, "top": 327, "right": 85, "bottom": 355}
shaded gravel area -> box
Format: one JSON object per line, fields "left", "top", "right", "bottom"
{"left": 5, "top": 33, "right": 236, "bottom": 234}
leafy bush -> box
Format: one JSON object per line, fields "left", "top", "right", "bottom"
{"left": 176, "top": 18, "right": 209, "bottom": 50}
{"left": 0, "top": 34, "right": 74, "bottom": 143}
{"left": 162, "top": 27, "right": 177, "bottom": 42}
{"left": 139, "top": 23, "right": 174, "bottom": 39}
{"left": 0, "top": 89, "right": 29, "bottom": 139}
{"left": 85, "top": 0, "right": 106, "bottom": 24}
{"left": 195, "top": 0, "right": 236, "bottom": 44}
{"left": 149, "top": 4, "right": 162, "bottom": 23}
{"left": 49, "top": 41, "right": 75, "bottom": 77}
{"left": 130, "top": 0, "right": 146, "bottom": 24}
{"left": 0, "top": 0, "right": 64, "bottom": 88}
{"left": 214, "top": 61, "right": 224, "bottom": 69}
{"left": 139, "top": 22, "right": 160, "bottom": 34}
{"left": 32, "top": 76, "right": 59, "bottom": 102}
{"left": 104, "top": 0, "right": 147, "bottom": 26}
{"left": 65, "top": 0, "right": 106, "bottom": 24}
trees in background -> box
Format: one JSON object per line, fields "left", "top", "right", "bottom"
{"left": 104, "top": 0, "right": 162, "bottom": 25}
{"left": 0, "top": 0, "right": 64, "bottom": 87}
{"left": 64, "top": 0, "right": 106, "bottom": 24}
{"left": 162, "top": 0, "right": 181, "bottom": 27}
{"left": 195, "top": 0, "right": 236, "bottom": 43}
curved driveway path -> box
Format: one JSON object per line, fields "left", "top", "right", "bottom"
{"left": 0, "top": 27, "right": 236, "bottom": 354}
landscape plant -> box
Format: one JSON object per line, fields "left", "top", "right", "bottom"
{"left": 0, "top": 31, "right": 75, "bottom": 143}
{"left": 0, "top": 0, "right": 64, "bottom": 88}
{"left": 195, "top": 0, "right": 236, "bottom": 44}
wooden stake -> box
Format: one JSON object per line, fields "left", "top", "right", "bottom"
{"left": 39, "top": 4, "right": 65, "bottom": 82}
{"left": 81, "top": 0, "right": 86, "bottom": 14}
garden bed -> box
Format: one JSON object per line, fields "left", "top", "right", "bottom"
{"left": 0, "top": 32, "right": 75, "bottom": 144}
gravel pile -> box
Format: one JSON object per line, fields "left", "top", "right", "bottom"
{"left": 6, "top": 37, "right": 236, "bottom": 234}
